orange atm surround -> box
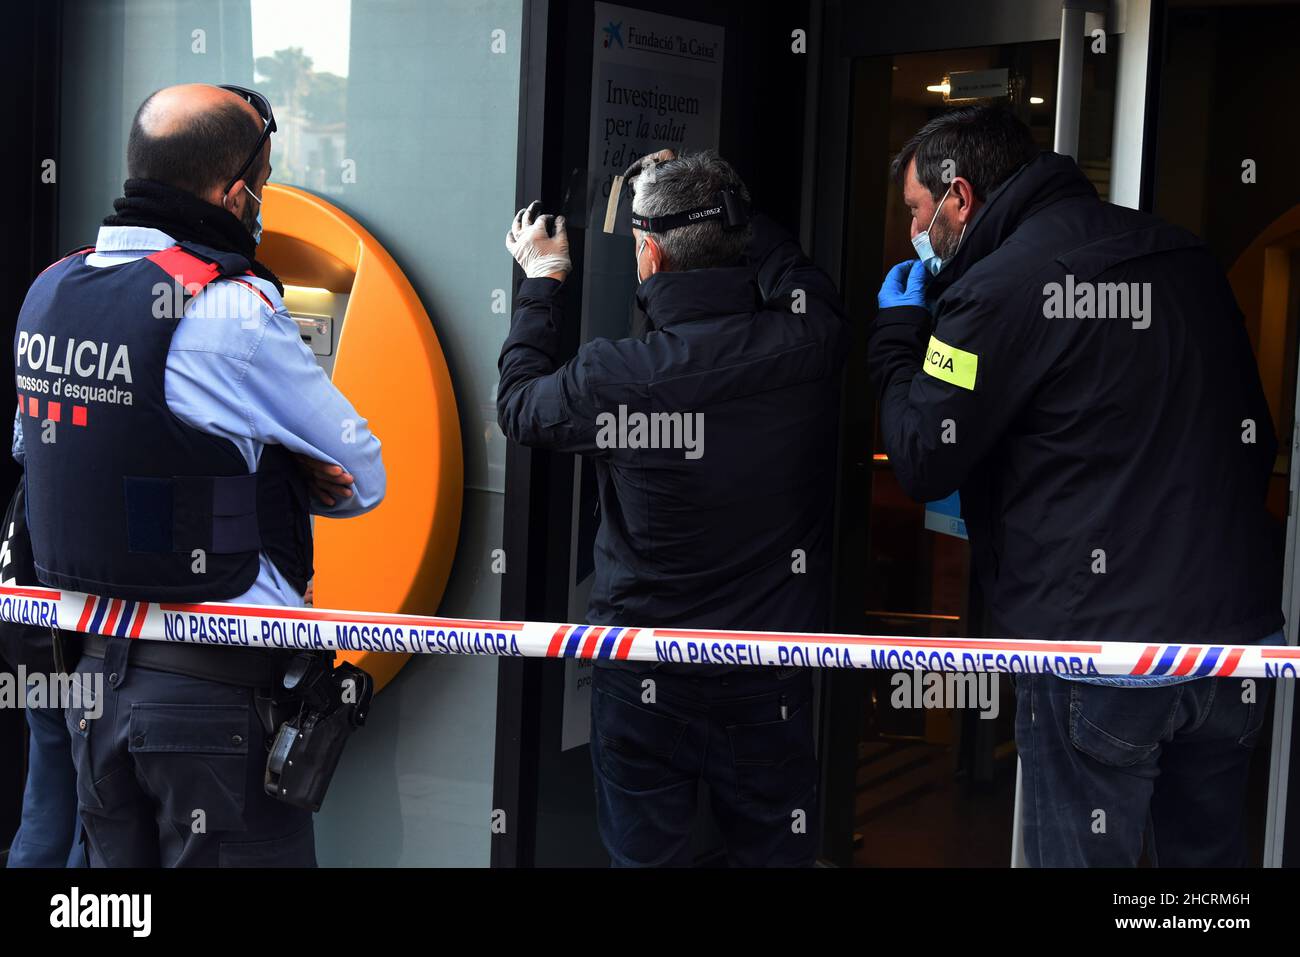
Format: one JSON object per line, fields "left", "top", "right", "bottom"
{"left": 259, "top": 184, "right": 463, "bottom": 691}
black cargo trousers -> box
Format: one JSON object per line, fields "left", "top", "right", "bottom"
{"left": 65, "top": 637, "right": 315, "bottom": 867}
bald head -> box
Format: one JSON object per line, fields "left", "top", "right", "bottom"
{"left": 136, "top": 84, "right": 261, "bottom": 138}
{"left": 126, "top": 83, "right": 269, "bottom": 204}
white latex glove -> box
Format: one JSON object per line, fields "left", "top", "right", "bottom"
{"left": 506, "top": 200, "right": 571, "bottom": 280}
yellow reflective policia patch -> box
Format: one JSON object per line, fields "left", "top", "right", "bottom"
{"left": 923, "top": 335, "right": 978, "bottom": 391}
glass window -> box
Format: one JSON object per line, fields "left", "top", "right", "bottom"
{"left": 837, "top": 38, "right": 1117, "bottom": 865}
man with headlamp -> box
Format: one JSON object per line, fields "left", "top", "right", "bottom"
{"left": 499, "top": 149, "right": 849, "bottom": 867}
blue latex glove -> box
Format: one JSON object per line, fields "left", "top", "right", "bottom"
{"left": 877, "top": 259, "right": 929, "bottom": 309}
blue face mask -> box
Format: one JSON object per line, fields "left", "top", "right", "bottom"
{"left": 911, "top": 183, "right": 966, "bottom": 276}
{"left": 243, "top": 184, "right": 264, "bottom": 245}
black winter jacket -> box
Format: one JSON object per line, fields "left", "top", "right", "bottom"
{"left": 868, "top": 151, "right": 1283, "bottom": 645}
{"left": 499, "top": 216, "right": 849, "bottom": 668}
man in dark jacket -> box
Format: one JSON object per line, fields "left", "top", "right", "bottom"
{"left": 499, "top": 150, "right": 848, "bottom": 866}
{"left": 869, "top": 105, "right": 1283, "bottom": 867}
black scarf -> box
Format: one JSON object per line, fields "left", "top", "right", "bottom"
{"left": 103, "top": 178, "right": 284, "bottom": 294}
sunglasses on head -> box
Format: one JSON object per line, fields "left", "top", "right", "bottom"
{"left": 218, "top": 84, "right": 277, "bottom": 195}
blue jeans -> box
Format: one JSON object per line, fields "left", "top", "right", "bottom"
{"left": 590, "top": 665, "right": 818, "bottom": 867}
{"left": 1015, "top": 673, "right": 1271, "bottom": 867}
{"left": 7, "top": 680, "right": 82, "bottom": 867}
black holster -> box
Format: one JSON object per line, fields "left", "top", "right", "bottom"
{"left": 261, "top": 651, "right": 373, "bottom": 812}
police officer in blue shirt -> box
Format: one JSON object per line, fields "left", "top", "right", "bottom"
{"left": 12, "top": 83, "right": 385, "bottom": 867}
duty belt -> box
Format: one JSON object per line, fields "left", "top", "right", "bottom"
{"left": 79, "top": 633, "right": 291, "bottom": 687}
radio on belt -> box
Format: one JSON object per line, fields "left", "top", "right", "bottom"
{"left": 263, "top": 652, "right": 374, "bottom": 811}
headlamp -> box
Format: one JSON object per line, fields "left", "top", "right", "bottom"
{"left": 602, "top": 155, "right": 750, "bottom": 236}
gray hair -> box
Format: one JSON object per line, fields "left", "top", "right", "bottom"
{"left": 631, "top": 150, "right": 752, "bottom": 272}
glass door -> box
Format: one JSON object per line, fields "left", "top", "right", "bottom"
{"left": 826, "top": 34, "right": 1119, "bottom": 866}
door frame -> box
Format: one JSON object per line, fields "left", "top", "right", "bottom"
{"left": 495, "top": 0, "right": 819, "bottom": 867}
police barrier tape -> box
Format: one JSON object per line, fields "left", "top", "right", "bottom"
{"left": 0, "top": 582, "right": 1296, "bottom": 679}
